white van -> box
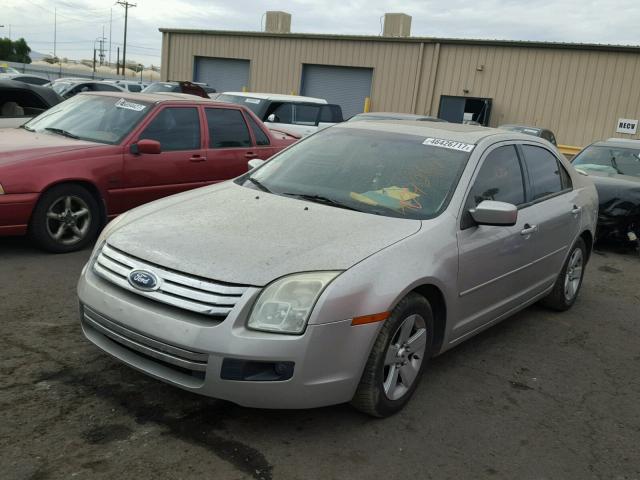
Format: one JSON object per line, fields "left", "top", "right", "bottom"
{"left": 217, "top": 92, "right": 343, "bottom": 137}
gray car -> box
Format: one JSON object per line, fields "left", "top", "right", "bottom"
{"left": 77, "top": 121, "right": 598, "bottom": 417}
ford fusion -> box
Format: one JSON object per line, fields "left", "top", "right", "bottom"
{"left": 78, "top": 122, "right": 598, "bottom": 417}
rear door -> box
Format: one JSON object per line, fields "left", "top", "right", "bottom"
{"left": 203, "top": 106, "right": 256, "bottom": 180}
{"left": 118, "top": 105, "right": 207, "bottom": 210}
{"left": 517, "top": 143, "right": 580, "bottom": 286}
{"left": 455, "top": 143, "right": 540, "bottom": 340}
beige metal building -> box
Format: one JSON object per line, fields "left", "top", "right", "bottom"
{"left": 160, "top": 12, "right": 640, "bottom": 148}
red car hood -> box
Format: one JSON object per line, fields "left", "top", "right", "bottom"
{"left": 0, "top": 128, "right": 103, "bottom": 167}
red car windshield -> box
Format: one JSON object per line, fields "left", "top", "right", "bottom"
{"left": 24, "top": 94, "right": 152, "bottom": 144}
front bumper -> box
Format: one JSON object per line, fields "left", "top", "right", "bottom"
{"left": 77, "top": 265, "right": 380, "bottom": 409}
{"left": 0, "top": 192, "right": 38, "bottom": 236}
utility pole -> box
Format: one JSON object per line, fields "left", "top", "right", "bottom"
{"left": 117, "top": 1, "right": 136, "bottom": 75}
{"left": 116, "top": 47, "right": 120, "bottom": 75}
{"left": 99, "top": 27, "right": 106, "bottom": 66}
{"left": 53, "top": 8, "right": 57, "bottom": 58}
{"left": 109, "top": 8, "right": 112, "bottom": 66}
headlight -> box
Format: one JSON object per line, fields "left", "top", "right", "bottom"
{"left": 247, "top": 271, "right": 341, "bottom": 334}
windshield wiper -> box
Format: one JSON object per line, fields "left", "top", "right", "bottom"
{"left": 19, "top": 124, "right": 35, "bottom": 131}
{"left": 281, "top": 193, "right": 364, "bottom": 212}
{"left": 246, "top": 176, "right": 272, "bottom": 193}
{"left": 44, "top": 127, "right": 80, "bottom": 139}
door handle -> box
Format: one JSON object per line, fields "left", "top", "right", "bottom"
{"left": 571, "top": 205, "right": 582, "bottom": 215}
{"left": 520, "top": 224, "right": 538, "bottom": 236}
{"left": 245, "top": 152, "right": 258, "bottom": 159}
{"left": 189, "top": 155, "right": 206, "bottom": 162}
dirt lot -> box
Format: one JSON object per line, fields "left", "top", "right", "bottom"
{"left": 1, "top": 237, "right": 639, "bottom": 480}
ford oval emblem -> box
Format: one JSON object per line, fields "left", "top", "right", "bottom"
{"left": 128, "top": 270, "right": 159, "bottom": 291}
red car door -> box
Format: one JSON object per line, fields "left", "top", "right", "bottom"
{"left": 203, "top": 107, "right": 274, "bottom": 180}
{"left": 116, "top": 105, "right": 207, "bottom": 211}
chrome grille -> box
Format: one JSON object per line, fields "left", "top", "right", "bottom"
{"left": 82, "top": 306, "right": 208, "bottom": 373}
{"left": 93, "top": 243, "right": 249, "bottom": 317}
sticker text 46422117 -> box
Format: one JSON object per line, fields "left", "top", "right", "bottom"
{"left": 422, "top": 137, "right": 475, "bottom": 152}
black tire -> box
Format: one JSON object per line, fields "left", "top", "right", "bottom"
{"left": 351, "top": 293, "right": 434, "bottom": 417}
{"left": 29, "top": 184, "right": 100, "bottom": 253}
{"left": 540, "top": 237, "right": 587, "bottom": 311}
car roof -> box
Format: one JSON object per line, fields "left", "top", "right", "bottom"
{"left": 353, "top": 112, "right": 443, "bottom": 121}
{"left": 222, "top": 91, "right": 328, "bottom": 103}
{"left": 336, "top": 120, "right": 542, "bottom": 144}
{"left": 594, "top": 138, "right": 640, "bottom": 149}
{"left": 78, "top": 91, "right": 238, "bottom": 105}
{"left": 0, "top": 79, "right": 63, "bottom": 105}
{"left": 499, "top": 124, "right": 547, "bottom": 133}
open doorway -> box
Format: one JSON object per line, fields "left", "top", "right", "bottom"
{"left": 438, "top": 95, "right": 492, "bottom": 126}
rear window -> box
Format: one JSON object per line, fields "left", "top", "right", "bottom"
{"left": 521, "top": 145, "right": 563, "bottom": 200}
{"left": 205, "top": 108, "right": 252, "bottom": 148}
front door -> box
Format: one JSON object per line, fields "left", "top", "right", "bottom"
{"left": 455, "top": 144, "right": 539, "bottom": 341}
{"left": 118, "top": 105, "right": 206, "bottom": 211}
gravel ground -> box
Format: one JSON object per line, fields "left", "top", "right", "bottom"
{"left": 1, "top": 237, "right": 639, "bottom": 480}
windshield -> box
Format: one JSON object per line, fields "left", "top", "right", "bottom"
{"left": 217, "top": 94, "right": 265, "bottom": 116}
{"left": 24, "top": 94, "right": 152, "bottom": 144}
{"left": 238, "top": 128, "right": 471, "bottom": 220}
{"left": 573, "top": 145, "right": 640, "bottom": 177}
{"left": 51, "top": 82, "right": 73, "bottom": 95}
{"left": 142, "top": 83, "right": 180, "bottom": 93}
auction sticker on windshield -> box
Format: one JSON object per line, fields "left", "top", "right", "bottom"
{"left": 245, "top": 98, "right": 261, "bottom": 104}
{"left": 115, "top": 98, "right": 147, "bottom": 112}
{"left": 422, "top": 137, "right": 475, "bottom": 152}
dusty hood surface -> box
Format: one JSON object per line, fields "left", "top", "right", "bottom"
{"left": 107, "top": 182, "right": 422, "bottom": 286}
{"left": 0, "top": 128, "right": 102, "bottom": 167}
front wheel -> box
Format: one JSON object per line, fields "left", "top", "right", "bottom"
{"left": 29, "top": 184, "right": 100, "bottom": 253}
{"left": 351, "top": 293, "right": 434, "bottom": 417}
{"left": 541, "top": 237, "right": 587, "bottom": 311}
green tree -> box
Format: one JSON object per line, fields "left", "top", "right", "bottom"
{"left": 0, "top": 38, "right": 32, "bottom": 63}
{"left": 11, "top": 38, "right": 31, "bottom": 63}
{"left": 0, "top": 38, "right": 12, "bottom": 60}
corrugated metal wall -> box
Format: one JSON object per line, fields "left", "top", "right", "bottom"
{"left": 162, "top": 32, "right": 640, "bottom": 146}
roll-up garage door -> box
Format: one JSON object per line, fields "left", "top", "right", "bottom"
{"left": 300, "top": 64, "right": 373, "bottom": 119}
{"left": 193, "top": 57, "right": 250, "bottom": 92}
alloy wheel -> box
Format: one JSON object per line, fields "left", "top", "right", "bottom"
{"left": 382, "top": 314, "right": 427, "bottom": 401}
{"left": 564, "top": 248, "right": 583, "bottom": 301}
{"left": 45, "top": 195, "right": 92, "bottom": 246}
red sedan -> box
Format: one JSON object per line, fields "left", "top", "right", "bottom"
{"left": 0, "top": 92, "right": 297, "bottom": 252}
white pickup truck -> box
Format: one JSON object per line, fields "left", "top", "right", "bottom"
{"left": 217, "top": 92, "right": 343, "bottom": 137}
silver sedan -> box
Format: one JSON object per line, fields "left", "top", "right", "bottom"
{"left": 77, "top": 121, "right": 598, "bottom": 417}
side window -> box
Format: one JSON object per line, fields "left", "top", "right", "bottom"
{"left": 269, "top": 103, "right": 292, "bottom": 124}
{"left": 319, "top": 105, "right": 343, "bottom": 123}
{"left": 293, "top": 104, "right": 320, "bottom": 125}
{"left": 205, "top": 108, "right": 252, "bottom": 148}
{"left": 521, "top": 145, "right": 563, "bottom": 200}
{"left": 140, "top": 107, "right": 201, "bottom": 151}
{"left": 469, "top": 145, "right": 526, "bottom": 208}
{"left": 128, "top": 84, "right": 142, "bottom": 92}
{"left": 94, "top": 84, "right": 121, "bottom": 92}
{"left": 244, "top": 113, "right": 270, "bottom": 146}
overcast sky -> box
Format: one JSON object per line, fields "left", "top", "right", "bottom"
{"left": 4, "top": 0, "right": 640, "bottom": 66}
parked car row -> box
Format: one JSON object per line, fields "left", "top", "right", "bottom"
{"left": 1, "top": 77, "right": 631, "bottom": 417}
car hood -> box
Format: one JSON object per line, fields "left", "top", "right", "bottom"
{"left": 0, "top": 128, "right": 103, "bottom": 167}
{"left": 107, "top": 182, "right": 422, "bottom": 286}
{"left": 585, "top": 171, "right": 640, "bottom": 221}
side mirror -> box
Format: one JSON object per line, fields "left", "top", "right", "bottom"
{"left": 248, "top": 158, "right": 265, "bottom": 170}
{"left": 266, "top": 113, "right": 276, "bottom": 123}
{"left": 131, "top": 139, "right": 161, "bottom": 155}
{"left": 470, "top": 200, "right": 518, "bottom": 226}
